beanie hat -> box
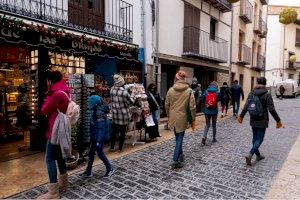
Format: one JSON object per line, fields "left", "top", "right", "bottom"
{"left": 175, "top": 70, "right": 187, "bottom": 81}
{"left": 88, "top": 95, "right": 103, "bottom": 109}
{"left": 113, "top": 74, "right": 125, "bottom": 87}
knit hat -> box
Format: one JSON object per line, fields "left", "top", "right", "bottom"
{"left": 210, "top": 81, "right": 219, "bottom": 89}
{"left": 88, "top": 95, "right": 103, "bottom": 109}
{"left": 175, "top": 70, "right": 187, "bottom": 81}
{"left": 113, "top": 74, "right": 125, "bottom": 87}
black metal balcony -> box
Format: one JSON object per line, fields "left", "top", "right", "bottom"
{"left": 253, "top": 53, "right": 265, "bottom": 71}
{"left": 237, "top": 44, "right": 251, "bottom": 65}
{"left": 202, "top": 0, "right": 232, "bottom": 13}
{"left": 254, "top": 16, "right": 266, "bottom": 36}
{"left": 182, "top": 26, "right": 228, "bottom": 63}
{"left": 240, "top": 0, "right": 253, "bottom": 24}
{"left": 294, "top": 62, "right": 300, "bottom": 69}
{"left": 0, "top": 0, "right": 133, "bottom": 43}
{"left": 260, "top": 0, "right": 268, "bottom": 5}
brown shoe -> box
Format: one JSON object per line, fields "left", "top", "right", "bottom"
{"left": 256, "top": 155, "right": 265, "bottom": 161}
{"left": 58, "top": 174, "right": 68, "bottom": 191}
{"left": 245, "top": 155, "right": 252, "bottom": 166}
{"left": 37, "top": 183, "right": 59, "bottom": 199}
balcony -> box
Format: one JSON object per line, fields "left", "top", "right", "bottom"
{"left": 253, "top": 53, "right": 265, "bottom": 71}
{"left": 260, "top": 0, "right": 268, "bottom": 5}
{"left": 254, "top": 16, "right": 266, "bottom": 36}
{"left": 240, "top": 0, "right": 253, "bottom": 24}
{"left": 237, "top": 44, "right": 251, "bottom": 65}
{"left": 0, "top": 0, "right": 133, "bottom": 43}
{"left": 182, "top": 26, "right": 228, "bottom": 63}
{"left": 202, "top": 0, "right": 232, "bottom": 13}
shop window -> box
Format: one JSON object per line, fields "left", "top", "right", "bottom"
{"left": 239, "top": 74, "right": 244, "bottom": 88}
{"left": 49, "top": 52, "right": 85, "bottom": 76}
{"left": 288, "top": 74, "right": 294, "bottom": 79}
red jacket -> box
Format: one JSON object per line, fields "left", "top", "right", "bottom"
{"left": 41, "top": 80, "right": 70, "bottom": 140}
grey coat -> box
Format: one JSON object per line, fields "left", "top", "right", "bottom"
{"left": 240, "top": 86, "right": 281, "bottom": 128}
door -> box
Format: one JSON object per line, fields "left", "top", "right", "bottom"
{"left": 238, "top": 32, "right": 243, "bottom": 61}
{"left": 68, "top": 0, "right": 105, "bottom": 31}
{"left": 183, "top": 3, "right": 200, "bottom": 54}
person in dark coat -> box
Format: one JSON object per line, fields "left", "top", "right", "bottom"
{"left": 238, "top": 77, "right": 284, "bottom": 166}
{"left": 191, "top": 78, "right": 202, "bottom": 113}
{"left": 147, "top": 83, "right": 162, "bottom": 139}
{"left": 279, "top": 85, "right": 285, "bottom": 100}
{"left": 231, "top": 80, "right": 244, "bottom": 118}
{"left": 220, "top": 82, "right": 232, "bottom": 118}
{"left": 81, "top": 95, "right": 114, "bottom": 177}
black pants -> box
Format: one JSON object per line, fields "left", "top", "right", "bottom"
{"left": 110, "top": 124, "right": 127, "bottom": 151}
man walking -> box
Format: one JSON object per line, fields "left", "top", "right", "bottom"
{"left": 165, "top": 70, "right": 196, "bottom": 169}
{"left": 231, "top": 80, "right": 244, "bottom": 118}
{"left": 238, "top": 77, "right": 284, "bottom": 166}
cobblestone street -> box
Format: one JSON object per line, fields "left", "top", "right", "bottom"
{"left": 12, "top": 97, "right": 300, "bottom": 199}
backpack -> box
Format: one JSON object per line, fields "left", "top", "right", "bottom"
{"left": 205, "top": 92, "right": 218, "bottom": 109}
{"left": 59, "top": 91, "right": 80, "bottom": 125}
{"left": 247, "top": 93, "right": 264, "bottom": 120}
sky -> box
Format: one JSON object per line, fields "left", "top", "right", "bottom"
{"left": 269, "top": 0, "right": 300, "bottom": 6}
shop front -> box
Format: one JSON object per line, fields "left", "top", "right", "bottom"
{"left": 0, "top": 16, "right": 139, "bottom": 162}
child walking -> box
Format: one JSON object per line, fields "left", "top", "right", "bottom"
{"left": 81, "top": 95, "right": 114, "bottom": 177}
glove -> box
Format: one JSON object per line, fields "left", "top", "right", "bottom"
{"left": 276, "top": 121, "right": 284, "bottom": 128}
{"left": 237, "top": 117, "right": 243, "bottom": 124}
{"left": 191, "top": 120, "right": 196, "bottom": 131}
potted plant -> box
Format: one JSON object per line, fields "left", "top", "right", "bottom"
{"left": 279, "top": 8, "right": 298, "bottom": 25}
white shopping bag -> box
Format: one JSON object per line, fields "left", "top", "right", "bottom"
{"left": 145, "top": 114, "right": 155, "bottom": 127}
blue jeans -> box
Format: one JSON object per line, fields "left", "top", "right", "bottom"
{"left": 45, "top": 141, "right": 67, "bottom": 183}
{"left": 250, "top": 127, "right": 266, "bottom": 156}
{"left": 173, "top": 131, "right": 185, "bottom": 162}
{"left": 233, "top": 99, "right": 240, "bottom": 114}
{"left": 87, "top": 140, "right": 112, "bottom": 173}
{"left": 203, "top": 115, "right": 217, "bottom": 139}
{"left": 152, "top": 109, "right": 160, "bottom": 125}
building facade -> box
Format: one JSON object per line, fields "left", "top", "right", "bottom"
{"left": 0, "top": 0, "right": 140, "bottom": 161}
{"left": 266, "top": 5, "right": 300, "bottom": 86}
{"left": 230, "top": 0, "right": 268, "bottom": 96}
{"left": 146, "top": 0, "right": 232, "bottom": 101}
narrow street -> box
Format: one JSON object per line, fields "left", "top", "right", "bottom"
{"left": 12, "top": 97, "right": 300, "bottom": 199}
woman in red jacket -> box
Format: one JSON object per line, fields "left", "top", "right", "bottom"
{"left": 38, "top": 71, "right": 70, "bottom": 199}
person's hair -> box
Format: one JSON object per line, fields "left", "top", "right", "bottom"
{"left": 147, "top": 83, "right": 157, "bottom": 91}
{"left": 47, "top": 71, "right": 63, "bottom": 84}
{"left": 257, "top": 77, "right": 267, "bottom": 85}
{"left": 234, "top": 80, "right": 238, "bottom": 84}
{"left": 223, "top": 82, "right": 228, "bottom": 86}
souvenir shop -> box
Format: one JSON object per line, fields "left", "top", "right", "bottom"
{"left": 0, "top": 16, "right": 139, "bottom": 162}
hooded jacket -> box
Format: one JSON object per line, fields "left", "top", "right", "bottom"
{"left": 220, "top": 85, "right": 231, "bottom": 102}
{"left": 202, "top": 85, "right": 221, "bottom": 116}
{"left": 88, "top": 95, "right": 110, "bottom": 142}
{"left": 240, "top": 85, "right": 281, "bottom": 128}
{"left": 165, "top": 80, "right": 196, "bottom": 133}
{"left": 41, "top": 80, "right": 70, "bottom": 140}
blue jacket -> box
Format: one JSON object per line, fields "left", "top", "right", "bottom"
{"left": 202, "top": 86, "right": 221, "bottom": 116}
{"left": 90, "top": 104, "right": 110, "bottom": 142}
{"left": 231, "top": 84, "right": 244, "bottom": 101}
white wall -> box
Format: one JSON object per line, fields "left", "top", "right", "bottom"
{"left": 269, "top": 0, "right": 300, "bottom": 6}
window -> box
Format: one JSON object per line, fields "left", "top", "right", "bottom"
{"left": 239, "top": 74, "right": 244, "bottom": 88}
{"left": 210, "top": 18, "right": 217, "bottom": 40}
{"left": 296, "top": 29, "right": 300, "bottom": 47}
{"left": 288, "top": 74, "right": 294, "bottom": 79}
{"left": 251, "top": 76, "right": 254, "bottom": 91}
{"left": 231, "top": 73, "right": 235, "bottom": 85}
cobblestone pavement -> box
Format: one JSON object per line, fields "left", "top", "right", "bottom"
{"left": 11, "top": 97, "right": 300, "bottom": 199}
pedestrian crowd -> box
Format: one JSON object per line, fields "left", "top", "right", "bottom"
{"left": 37, "top": 70, "right": 284, "bottom": 199}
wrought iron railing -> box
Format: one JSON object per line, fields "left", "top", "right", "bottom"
{"left": 256, "top": 53, "right": 265, "bottom": 69}
{"left": 254, "top": 16, "right": 266, "bottom": 35}
{"left": 260, "top": 0, "right": 268, "bottom": 5}
{"left": 183, "top": 26, "right": 228, "bottom": 63}
{"left": 238, "top": 44, "right": 251, "bottom": 64}
{"left": 286, "top": 61, "right": 300, "bottom": 69}
{"left": 0, "top": 0, "right": 133, "bottom": 43}
{"left": 240, "top": 0, "right": 253, "bottom": 23}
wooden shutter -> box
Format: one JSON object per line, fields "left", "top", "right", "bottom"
{"left": 296, "top": 29, "right": 300, "bottom": 47}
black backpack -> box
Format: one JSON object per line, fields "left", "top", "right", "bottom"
{"left": 247, "top": 93, "right": 264, "bottom": 120}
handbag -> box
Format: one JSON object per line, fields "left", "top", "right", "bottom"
{"left": 186, "top": 89, "right": 193, "bottom": 125}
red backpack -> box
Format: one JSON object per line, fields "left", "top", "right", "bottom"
{"left": 205, "top": 92, "right": 218, "bottom": 109}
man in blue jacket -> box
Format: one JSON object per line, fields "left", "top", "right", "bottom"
{"left": 231, "top": 80, "right": 244, "bottom": 118}
{"left": 201, "top": 82, "right": 221, "bottom": 145}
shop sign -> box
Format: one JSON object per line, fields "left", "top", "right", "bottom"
{"left": 0, "top": 46, "right": 27, "bottom": 63}
{"left": 71, "top": 41, "right": 102, "bottom": 53}
{"left": 0, "top": 28, "right": 20, "bottom": 39}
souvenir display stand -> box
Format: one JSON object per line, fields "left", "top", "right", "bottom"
{"left": 127, "top": 83, "right": 149, "bottom": 147}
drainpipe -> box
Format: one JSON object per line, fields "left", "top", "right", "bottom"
{"left": 141, "top": 0, "right": 147, "bottom": 86}
{"left": 155, "top": 0, "right": 160, "bottom": 87}
{"left": 263, "top": 5, "right": 269, "bottom": 78}
{"left": 282, "top": 24, "right": 286, "bottom": 81}
{"left": 228, "top": 7, "right": 234, "bottom": 87}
